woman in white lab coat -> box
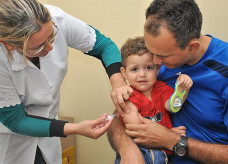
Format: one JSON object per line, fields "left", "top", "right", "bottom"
{"left": 0, "top": 0, "right": 130, "bottom": 163}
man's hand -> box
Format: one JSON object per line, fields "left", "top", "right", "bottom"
{"left": 125, "top": 115, "right": 180, "bottom": 151}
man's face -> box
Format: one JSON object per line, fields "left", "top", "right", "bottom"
{"left": 144, "top": 27, "right": 192, "bottom": 68}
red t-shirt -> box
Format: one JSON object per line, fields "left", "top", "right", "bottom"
{"left": 127, "top": 80, "right": 174, "bottom": 155}
{"left": 129, "top": 80, "right": 174, "bottom": 129}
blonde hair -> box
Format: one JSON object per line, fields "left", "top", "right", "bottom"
{"left": 0, "top": 0, "right": 51, "bottom": 62}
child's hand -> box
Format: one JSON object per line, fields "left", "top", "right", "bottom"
{"left": 171, "top": 126, "right": 186, "bottom": 136}
{"left": 176, "top": 74, "right": 193, "bottom": 92}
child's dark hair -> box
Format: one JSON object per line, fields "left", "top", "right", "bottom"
{"left": 121, "top": 36, "right": 152, "bottom": 68}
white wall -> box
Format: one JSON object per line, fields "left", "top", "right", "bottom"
{"left": 39, "top": 0, "right": 228, "bottom": 163}
{"left": 196, "top": 0, "right": 228, "bottom": 42}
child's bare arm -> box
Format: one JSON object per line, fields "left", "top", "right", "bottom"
{"left": 164, "top": 99, "right": 170, "bottom": 112}
{"left": 123, "top": 101, "right": 143, "bottom": 124}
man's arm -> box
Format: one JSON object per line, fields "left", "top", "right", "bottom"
{"left": 125, "top": 116, "right": 228, "bottom": 164}
{"left": 187, "top": 138, "right": 228, "bottom": 164}
{"left": 107, "top": 114, "right": 145, "bottom": 164}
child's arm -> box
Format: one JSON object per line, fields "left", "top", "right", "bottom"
{"left": 123, "top": 101, "right": 143, "bottom": 124}
{"left": 164, "top": 74, "right": 193, "bottom": 111}
{"left": 176, "top": 74, "right": 193, "bottom": 103}
{"left": 171, "top": 126, "right": 186, "bottom": 136}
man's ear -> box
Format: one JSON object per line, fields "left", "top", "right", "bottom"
{"left": 120, "top": 67, "right": 127, "bottom": 80}
{"left": 188, "top": 39, "right": 200, "bottom": 54}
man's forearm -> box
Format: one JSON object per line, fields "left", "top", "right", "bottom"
{"left": 187, "top": 138, "right": 228, "bottom": 164}
{"left": 164, "top": 130, "right": 228, "bottom": 163}
{"left": 107, "top": 115, "right": 138, "bottom": 153}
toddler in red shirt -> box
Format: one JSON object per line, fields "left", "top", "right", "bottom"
{"left": 115, "top": 36, "right": 193, "bottom": 164}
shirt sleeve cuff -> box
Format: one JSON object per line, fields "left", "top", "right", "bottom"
{"left": 106, "top": 62, "right": 121, "bottom": 78}
{"left": 50, "top": 119, "right": 68, "bottom": 137}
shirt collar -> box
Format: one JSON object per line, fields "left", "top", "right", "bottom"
{"left": 10, "top": 50, "right": 36, "bottom": 71}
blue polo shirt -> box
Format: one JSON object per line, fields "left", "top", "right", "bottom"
{"left": 157, "top": 35, "right": 228, "bottom": 164}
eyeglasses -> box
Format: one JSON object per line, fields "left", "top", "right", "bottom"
{"left": 19, "top": 22, "right": 59, "bottom": 56}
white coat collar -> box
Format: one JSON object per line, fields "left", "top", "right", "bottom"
{"left": 10, "top": 50, "right": 37, "bottom": 71}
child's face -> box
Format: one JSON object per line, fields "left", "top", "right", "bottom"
{"left": 121, "top": 53, "right": 158, "bottom": 93}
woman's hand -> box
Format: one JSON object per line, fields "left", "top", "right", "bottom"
{"left": 111, "top": 84, "right": 133, "bottom": 116}
{"left": 64, "top": 114, "right": 114, "bottom": 139}
{"left": 110, "top": 73, "right": 133, "bottom": 117}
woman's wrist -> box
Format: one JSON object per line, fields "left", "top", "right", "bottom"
{"left": 63, "top": 123, "right": 78, "bottom": 136}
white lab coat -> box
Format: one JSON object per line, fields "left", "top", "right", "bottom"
{"left": 0, "top": 5, "right": 97, "bottom": 164}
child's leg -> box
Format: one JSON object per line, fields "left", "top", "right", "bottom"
{"left": 139, "top": 147, "right": 168, "bottom": 164}
{"left": 115, "top": 153, "right": 121, "bottom": 164}
{"left": 114, "top": 147, "right": 168, "bottom": 164}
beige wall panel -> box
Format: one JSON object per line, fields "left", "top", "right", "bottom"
{"left": 196, "top": 0, "right": 228, "bottom": 42}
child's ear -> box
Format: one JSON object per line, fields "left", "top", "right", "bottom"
{"left": 120, "top": 67, "right": 127, "bottom": 79}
